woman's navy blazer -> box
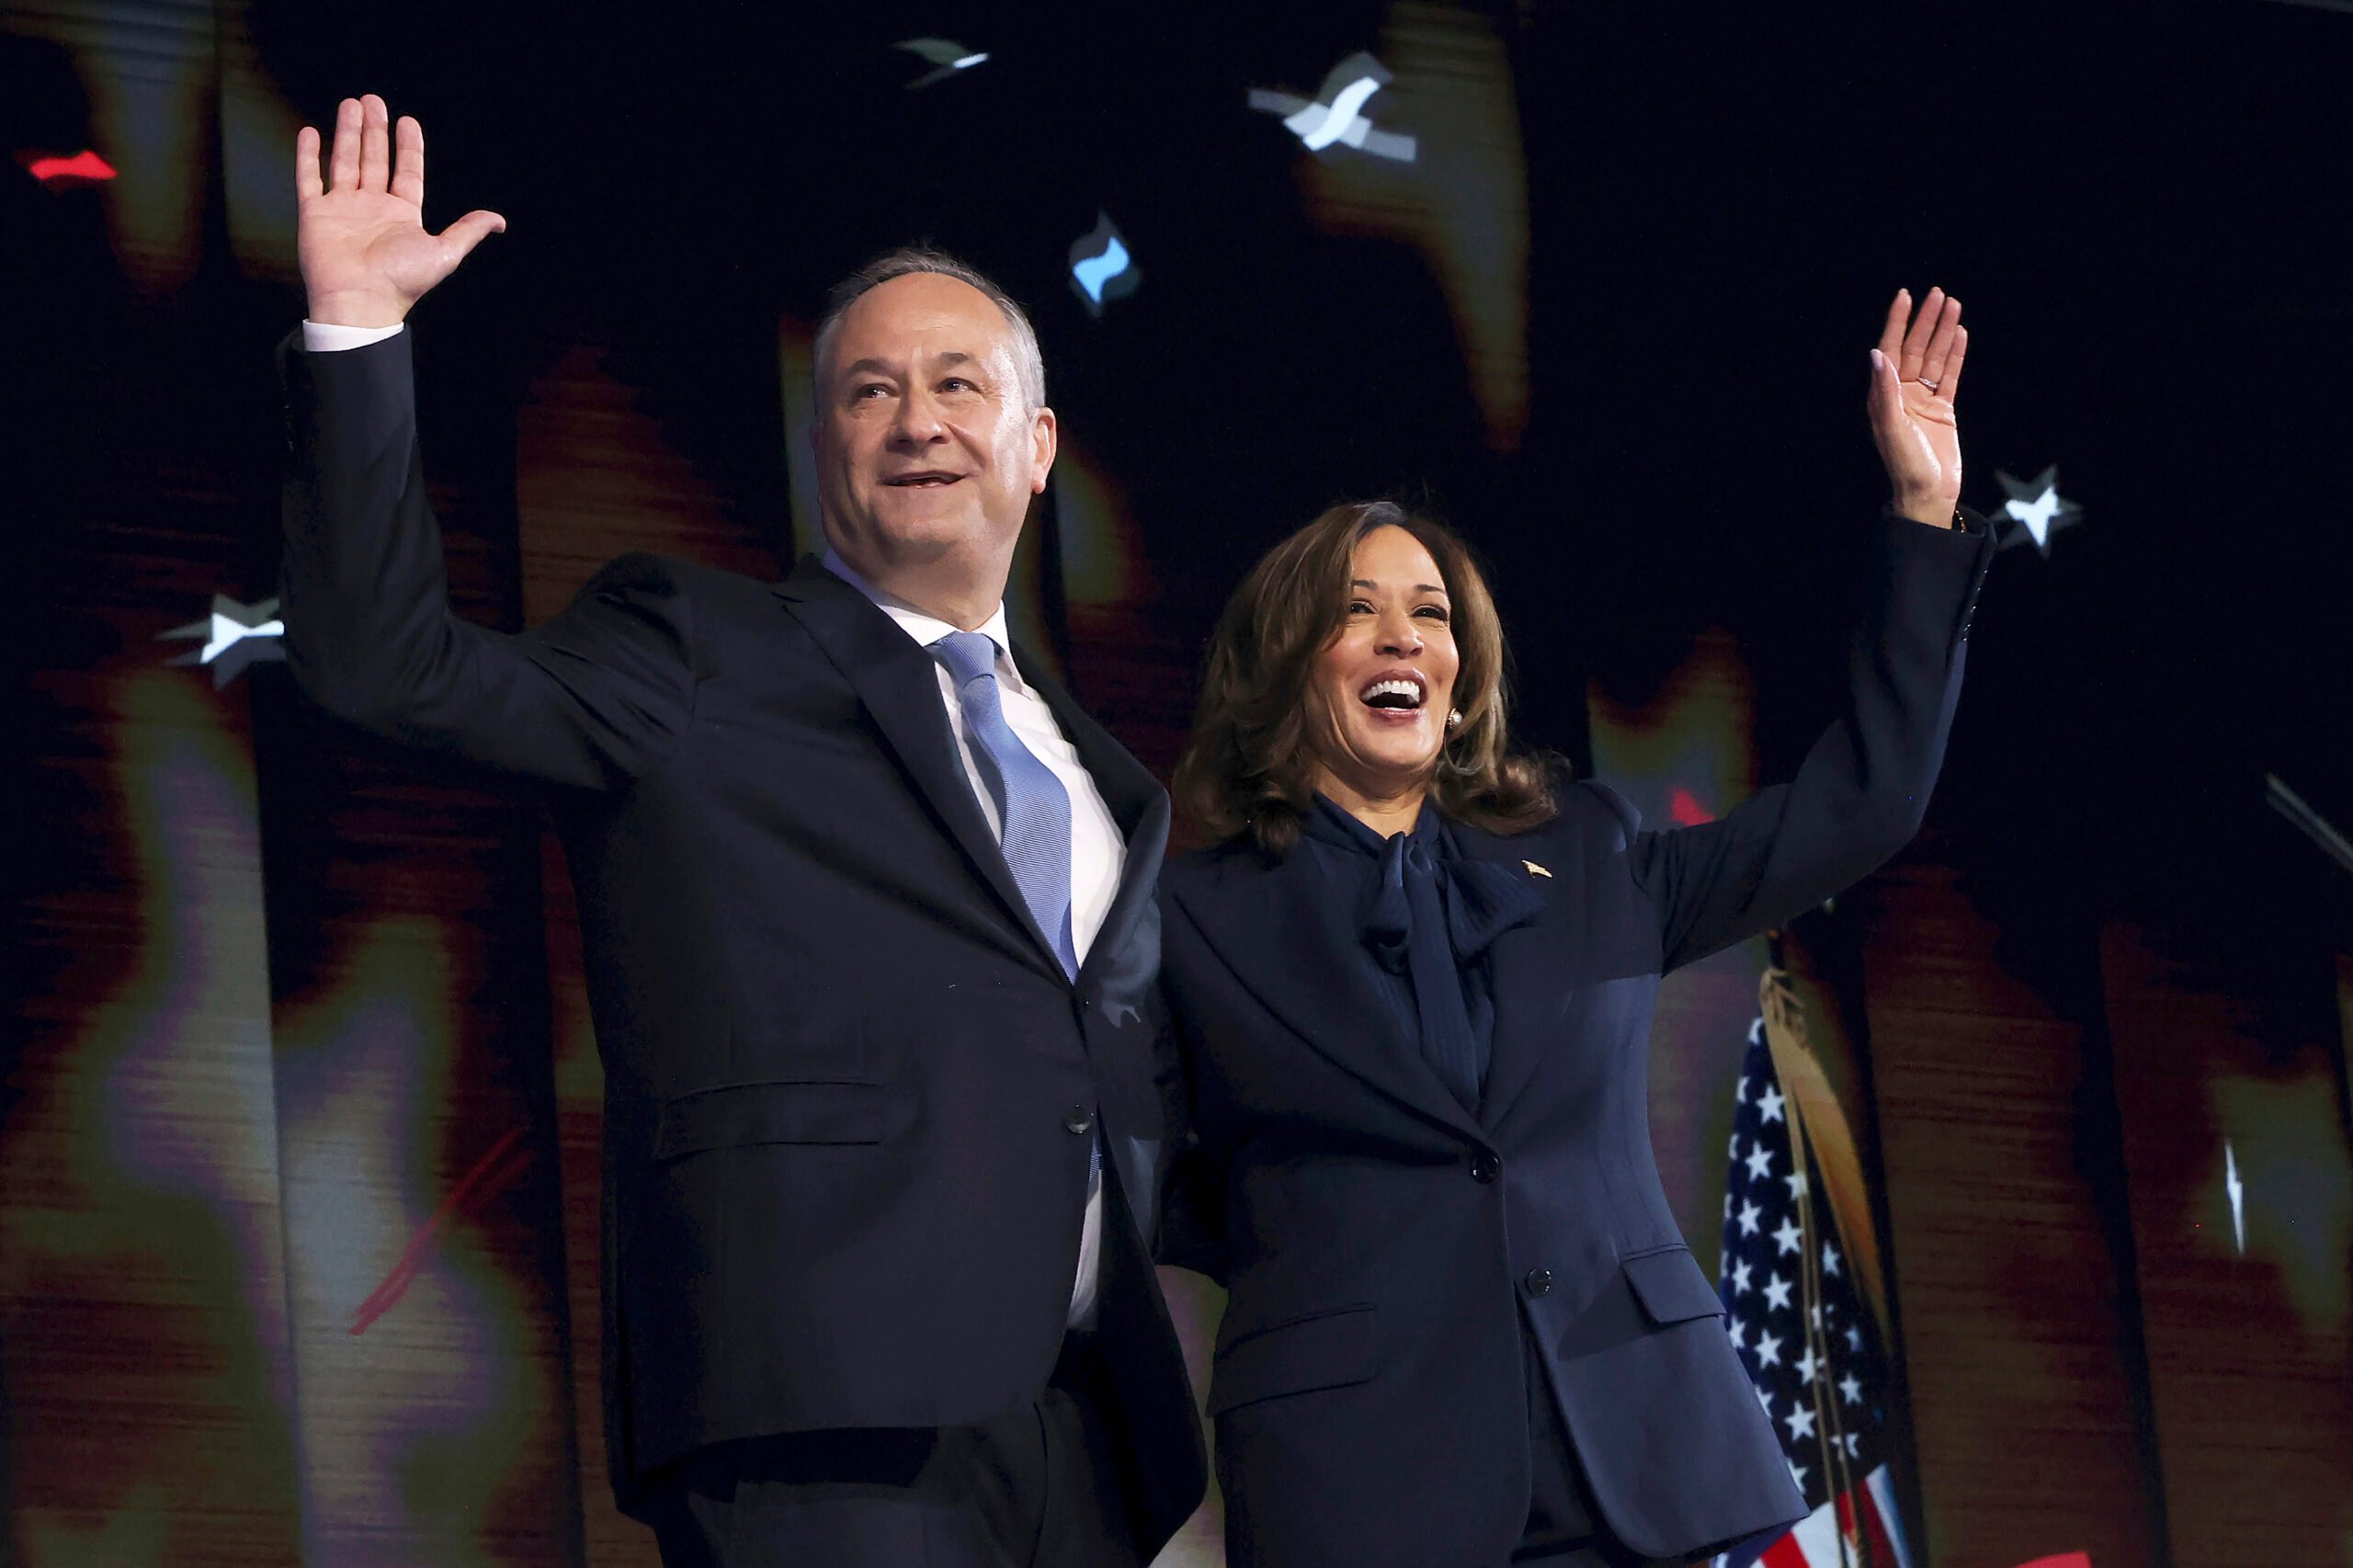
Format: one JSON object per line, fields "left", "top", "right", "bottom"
{"left": 1156, "top": 515, "right": 1994, "bottom": 1567}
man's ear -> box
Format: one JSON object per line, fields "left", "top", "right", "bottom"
{"left": 1029, "top": 405, "right": 1059, "bottom": 494}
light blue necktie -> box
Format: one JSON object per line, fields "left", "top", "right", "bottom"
{"left": 931, "top": 631, "right": 1079, "bottom": 979}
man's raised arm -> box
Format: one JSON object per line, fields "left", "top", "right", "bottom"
{"left": 281, "top": 94, "right": 695, "bottom": 789}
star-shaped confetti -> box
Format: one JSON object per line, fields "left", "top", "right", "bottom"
{"left": 1068, "top": 210, "right": 1139, "bottom": 317}
{"left": 895, "top": 38, "right": 990, "bottom": 91}
{"left": 1246, "top": 51, "right": 1417, "bottom": 163}
{"left": 1994, "top": 464, "right": 2085, "bottom": 554}
{"left": 160, "top": 594, "right": 284, "bottom": 687}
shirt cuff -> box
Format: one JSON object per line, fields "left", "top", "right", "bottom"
{"left": 302, "top": 320, "right": 405, "bottom": 353}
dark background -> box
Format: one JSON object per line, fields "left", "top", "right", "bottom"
{"left": 8, "top": 2, "right": 2351, "bottom": 1564}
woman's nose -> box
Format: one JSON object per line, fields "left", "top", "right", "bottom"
{"left": 1374, "top": 612, "right": 1421, "bottom": 655}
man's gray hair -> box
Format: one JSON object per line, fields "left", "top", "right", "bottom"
{"left": 813, "top": 246, "right": 1047, "bottom": 414}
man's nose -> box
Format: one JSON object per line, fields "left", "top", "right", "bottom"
{"left": 891, "top": 387, "right": 948, "bottom": 444}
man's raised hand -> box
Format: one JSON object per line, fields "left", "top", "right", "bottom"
{"left": 295, "top": 94, "right": 505, "bottom": 328}
{"left": 1866, "top": 287, "right": 1968, "bottom": 528}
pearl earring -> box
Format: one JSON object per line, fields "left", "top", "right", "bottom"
{"left": 1447, "top": 709, "right": 1463, "bottom": 729}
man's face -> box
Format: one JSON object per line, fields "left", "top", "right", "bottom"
{"left": 813, "top": 272, "right": 1055, "bottom": 598}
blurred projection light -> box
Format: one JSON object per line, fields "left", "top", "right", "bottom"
{"left": 1994, "top": 464, "right": 2084, "bottom": 554}
{"left": 1068, "top": 210, "right": 1138, "bottom": 317}
{"left": 1248, "top": 51, "right": 1417, "bottom": 163}
{"left": 17, "top": 148, "right": 117, "bottom": 187}
{"left": 160, "top": 594, "right": 283, "bottom": 687}
{"left": 1667, "top": 785, "right": 1714, "bottom": 826}
{"left": 896, "top": 37, "right": 989, "bottom": 90}
{"left": 2223, "top": 1140, "right": 2245, "bottom": 1255}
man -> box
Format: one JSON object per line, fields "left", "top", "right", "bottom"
{"left": 281, "top": 94, "right": 1205, "bottom": 1566}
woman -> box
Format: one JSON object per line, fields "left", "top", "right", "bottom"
{"left": 1155, "top": 290, "right": 1991, "bottom": 1567}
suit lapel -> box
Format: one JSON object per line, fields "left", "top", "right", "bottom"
{"left": 1017, "top": 650, "right": 1169, "bottom": 983}
{"left": 772, "top": 559, "right": 1059, "bottom": 980}
{"left": 1457, "top": 821, "right": 1578, "bottom": 1131}
{"left": 1173, "top": 844, "right": 1481, "bottom": 1140}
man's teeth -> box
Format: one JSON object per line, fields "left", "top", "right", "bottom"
{"left": 1361, "top": 678, "right": 1424, "bottom": 710}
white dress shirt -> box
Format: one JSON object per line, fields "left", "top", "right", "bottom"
{"left": 820, "top": 550, "right": 1121, "bottom": 1330}
{"left": 302, "top": 317, "right": 1114, "bottom": 1327}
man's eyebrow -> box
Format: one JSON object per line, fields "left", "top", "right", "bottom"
{"left": 839, "top": 357, "right": 896, "bottom": 381}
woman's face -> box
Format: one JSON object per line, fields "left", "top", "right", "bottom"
{"left": 1306, "top": 525, "right": 1461, "bottom": 805}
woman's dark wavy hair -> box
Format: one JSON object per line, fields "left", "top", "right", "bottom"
{"left": 1175, "top": 500, "right": 1561, "bottom": 857}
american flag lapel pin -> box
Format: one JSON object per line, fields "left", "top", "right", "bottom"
{"left": 1523, "top": 859, "right": 1552, "bottom": 878}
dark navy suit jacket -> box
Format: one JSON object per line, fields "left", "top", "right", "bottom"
{"left": 1157, "top": 514, "right": 1993, "bottom": 1566}
{"left": 278, "top": 330, "right": 1205, "bottom": 1547}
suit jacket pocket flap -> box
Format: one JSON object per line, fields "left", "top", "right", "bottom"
{"left": 655, "top": 1081, "right": 885, "bottom": 1157}
{"left": 1621, "top": 1244, "right": 1724, "bottom": 1325}
{"left": 1206, "top": 1304, "right": 1376, "bottom": 1415}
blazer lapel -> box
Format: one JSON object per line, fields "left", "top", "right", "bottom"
{"left": 1173, "top": 845, "right": 1482, "bottom": 1141}
{"left": 1457, "top": 823, "right": 1578, "bottom": 1131}
{"left": 772, "top": 559, "right": 1059, "bottom": 980}
{"left": 1017, "top": 651, "right": 1170, "bottom": 984}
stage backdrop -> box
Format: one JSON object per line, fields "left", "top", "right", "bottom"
{"left": 9, "top": 4, "right": 2353, "bottom": 1566}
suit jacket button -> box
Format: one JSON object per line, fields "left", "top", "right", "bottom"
{"left": 1064, "top": 1105, "right": 1094, "bottom": 1135}
{"left": 1469, "top": 1153, "right": 1500, "bottom": 1184}
{"left": 1524, "top": 1267, "right": 1554, "bottom": 1298}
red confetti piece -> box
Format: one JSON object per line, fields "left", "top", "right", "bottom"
{"left": 23, "top": 149, "right": 117, "bottom": 185}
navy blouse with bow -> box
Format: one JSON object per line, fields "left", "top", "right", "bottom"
{"left": 1297, "top": 795, "right": 1548, "bottom": 1112}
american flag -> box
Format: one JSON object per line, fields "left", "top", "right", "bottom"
{"left": 1713, "top": 1017, "right": 1912, "bottom": 1568}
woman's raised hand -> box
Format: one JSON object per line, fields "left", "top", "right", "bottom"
{"left": 295, "top": 94, "right": 506, "bottom": 328}
{"left": 1866, "top": 288, "right": 1967, "bottom": 528}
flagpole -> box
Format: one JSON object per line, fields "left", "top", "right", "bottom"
{"left": 1768, "top": 958, "right": 1865, "bottom": 1568}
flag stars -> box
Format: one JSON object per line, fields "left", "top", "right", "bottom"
{"left": 1745, "top": 1143, "right": 1776, "bottom": 1183}
{"left": 1757, "top": 1085, "right": 1786, "bottom": 1123}
{"left": 1784, "top": 1403, "right": 1818, "bottom": 1442}
{"left": 1821, "top": 1242, "right": 1841, "bottom": 1278}
{"left": 1783, "top": 1167, "right": 1809, "bottom": 1202}
{"left": 1762, "top": 1272, "right": 1794, "bottom": 1312}
{"left": 1772, "top": 1216, "right": 1804, "bottom": 1256}
{"left": 1844, "top": 1324, "right": 1864, "bottom": 1352}
{"left": 1794, "top": 1346, "right": 1819, "bottom": 1386}
{"left": 1839, "top": 1372, "right": 1864, "bottom": 1405}
{"left": 1731, "top": 1258, "right": 1754, "bottom": 1297}
{"left": 1737, "top": 1199, "right": 1763, "bottom": 1237}
{"left": 1755, "top": 1331, "right": 1785, "bottom": 1369}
